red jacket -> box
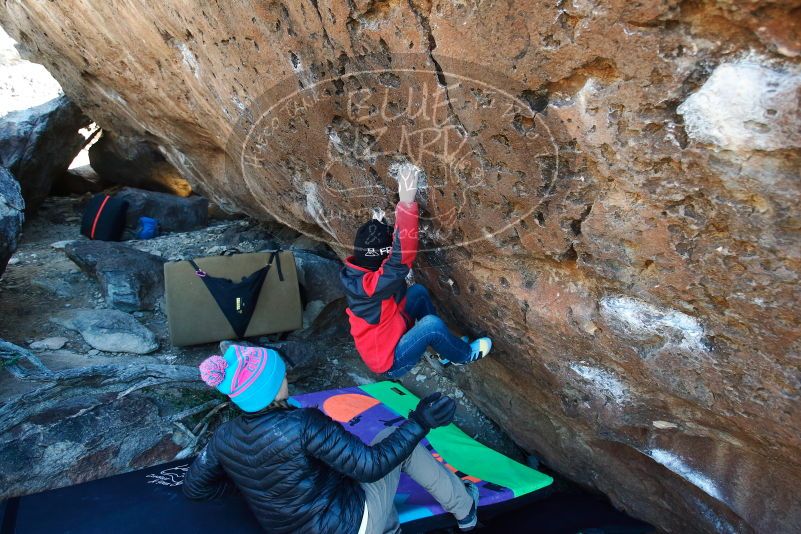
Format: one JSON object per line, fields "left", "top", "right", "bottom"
{"left": 339, "top": 202, "right": 418, "bottom": 373}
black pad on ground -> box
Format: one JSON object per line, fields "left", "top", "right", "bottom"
{"left": 2, "top": 459, "right": 555, "bottom": 533}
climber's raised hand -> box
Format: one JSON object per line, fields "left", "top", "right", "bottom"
{"left": 397, "top": 165, "right": 419, "bottom": 204}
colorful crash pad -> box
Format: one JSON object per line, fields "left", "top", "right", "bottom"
{"left": 290, "top": 381, "right": 554, "bottom": 524}
{"left": 3, "top": 381, "right": 552, "bottom": 533}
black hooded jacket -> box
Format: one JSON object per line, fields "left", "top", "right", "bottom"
{"left": 183, "top": 405, "right": 427, "bottom": 533}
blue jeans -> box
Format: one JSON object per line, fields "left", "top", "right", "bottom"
{"left": 385, "top": 285, "right": 471, "bottom": 378}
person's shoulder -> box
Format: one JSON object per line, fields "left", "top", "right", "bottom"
{"left": 298, "top": 407, "right": 335, "bottom": 429}
{"left": 203, "top": 419, "right": 231, "bottom": 455}
{"left": 254, "top": 405, "right": 319, "bottom": 426}
{"left": 298, "top": 406, "right": 325, "bottom": 420}
{"left": 214, "top": 417, "right": 234, "bottom": 436}
{"left": 228, "top": 409, "right": 306, "bottom": 440}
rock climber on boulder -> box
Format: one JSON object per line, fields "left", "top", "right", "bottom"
{"left": 184, "top": 345, "right": 480, "bottom": 533}
{"left": 340, "top": 165, "right": 493, "bottom": 377}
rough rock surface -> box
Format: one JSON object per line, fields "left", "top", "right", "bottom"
{"left": 0, "top": 95, "right": 90, "bottom": 211}
{"left": 2, "top": 1, "right": 800, "bottom": 532}
{"left": 51, "top": 164, "right": 109, "bottom": 196}
{"left": 0, "top": 362, "right": 209, "bottom": 500}
{"left": 89, "top": 131, "right": 192, "bottom": 196}
{"left": 64, "top": 240, "right": 165, "bottom": 312}
{"left": 115, "top": 187, "right": 208, "bottom": 233}
{"left": 293, "top": 249, "right": 345, "bottom": 302}
{"left": 53, "top": 309, "right": 159, "bottom": 354}
{"left": 0, "top": 165, "right": 24, "bottom": 275}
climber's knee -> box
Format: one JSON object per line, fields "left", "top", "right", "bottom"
{"left": 417, "top": 314, "right": 445, "bottom": 331}
{"left": 406, "top": 284, "right": 429, "bottom": 298}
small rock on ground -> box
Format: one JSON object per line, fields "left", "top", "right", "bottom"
{"left": 29, "top": 336, "right": 68, "bottom": 351}
{"left": 52, "top": 308, "right": 158, "bottom": 354}
{"left": 50, "top": 240, "right": 74, "bottom": 249}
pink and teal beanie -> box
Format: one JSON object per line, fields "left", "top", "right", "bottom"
{"left": 199, "top": 345, "right": 286, "bottom": 412}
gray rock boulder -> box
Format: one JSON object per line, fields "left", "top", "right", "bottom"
{"left": 51, "top": 164, "right": 109, "bottom": 196}
{"left": 115, "top": 187, "right": 208, "bottom": 233}
{"left": 0, "top": 166, "right": 24, "bottom": 276}
{"left": 0, "top": 95, "right": 90, "bottom": 211}
{"left": 53, "top": 309, "right": 158, "bottom": 354}
{"left": 30, "top": 276, "right": 76, "bottom": 299}
{"left": 65, "top": 240, "right": 165, "bottom": 311}
{"left": 292, "top": 250, "right": 344, "bottom": 307}
{"left": 288, "top": 298, "right": 349, "bottom": 342}
{"left": 302, "top": 300, "right": 327, "bottom": 329}
{"left": 289, "top": 235, "right": 338, "bottom": 258}
{"left": 89, "top": 132, "right": 191, "bottom": 196}
{"left": 0, "top": 363, "right": 203, "bottom": 499}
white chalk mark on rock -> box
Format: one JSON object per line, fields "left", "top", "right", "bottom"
{"left": 677, "top": 57, "right": 801, "bottom": 151}
{"left": 303, "top": 181, "right": 336, "bottom": 239}
{"left": 177, "top": 43, "right": 200, "bottom": 79}
{"left": 690, "top": 495, "right": 739, "bottom": 534}
{"left": 648, "top": 449, "right": 724, "bottom": 503}
{"left": 652, "top": 420, "right": 679, "bottom": 429}
{"left": 569, "top": 362, "right": 629, "bottom": 404}
{"left": 599, "top": 296, "right": 709, "bottom": 353}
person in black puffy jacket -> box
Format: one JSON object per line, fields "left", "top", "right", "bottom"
{"left": 184, "top": 344, "right": 480, "bottom": 533}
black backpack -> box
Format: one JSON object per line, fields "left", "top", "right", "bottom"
{"left": 80, "top": 193, "right": 129, "bottom": 241}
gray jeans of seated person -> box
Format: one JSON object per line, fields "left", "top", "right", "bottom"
{"left": 361, "top": 427, "right": 474, "bottom": 534}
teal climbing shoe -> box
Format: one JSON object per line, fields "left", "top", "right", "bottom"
{"left": 437, "top": 336, "right": 469, "bottom": 365}
{"left": 452, "top": 337, "right": 492, "bottom": 366}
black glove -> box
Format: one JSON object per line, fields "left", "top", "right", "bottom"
{"left": 409, "top": 392, "right": 456, "bottom": 430}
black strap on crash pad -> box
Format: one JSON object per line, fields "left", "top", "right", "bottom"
{"left": 188, "top": 251, "right": 283, "bottom": 338}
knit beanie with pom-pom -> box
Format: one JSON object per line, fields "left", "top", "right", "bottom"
{"left": 199, "top": 345, "right": 286, "bottom": 412}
